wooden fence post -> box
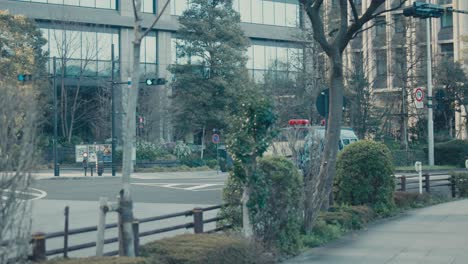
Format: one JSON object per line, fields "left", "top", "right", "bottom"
{"left": 133, "top": 220, "right": 140, "bottom": 256}
{"left": 31, "top": 232, "right": 46, "bottom": 261}
{"left": 425, "top": 174, "right": 430, "bottom": 193}
{"left": 96, "top": 197, "right": 108, "bottom": 256}
{"left": 64, "top": 206, "right": 69, "bottom": 258}
{"left": 400, "top": 176, "right": 406, "bottom": 192}
{"left": 193, "top": 208, "right": 204, "bottom": 234}
{"left": 451, "top": 175, "right": 456, "bottom": 198}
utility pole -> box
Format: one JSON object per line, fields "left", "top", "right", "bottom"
{"left": 111, "top": 44, "right": 116, "bottom": 177}
{"left": 53, "top": 57, "right": 59, "bottom": 176}
{"left": 426, "top": 18, "right": 434, "bottom": 166}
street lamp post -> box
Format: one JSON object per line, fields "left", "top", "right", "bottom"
{"left": 53, "top": 56, "right": 59, "bottom": 176}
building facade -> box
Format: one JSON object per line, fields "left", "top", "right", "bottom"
{"left": 338, "top": 0, "right": 468, "bottom": 140}
{"left": 2, "top": 0, "right": 305, "bottom": 143}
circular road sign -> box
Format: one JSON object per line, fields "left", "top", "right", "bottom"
{"left": 415, "top": 88, "right": 424, "bottom": 102}
{"left": 212, "top": 134, "right": 220, "bottom": 144}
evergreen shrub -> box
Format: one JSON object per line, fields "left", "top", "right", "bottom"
{"left": 219, "top": 157, "right": 303, "bottom": 255}
{"left": 140, "top": 234, "right": 274, "bottom": 264}
{"left": 433, "top": 140, "right": 468, "bottom": 166}
{"left": 450, "top": 172, "right": 468, "bottom": 197}
{"left": 334, "top": 140, "right": 395, "bottom": 215}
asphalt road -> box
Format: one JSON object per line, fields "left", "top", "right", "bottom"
{"left": 31, "top": 175, "right": 225, "bottom": 204}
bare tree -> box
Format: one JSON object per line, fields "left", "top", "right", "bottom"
{"left": 298, "top": 0, "right": 407, "bottom": 232}
{"left": 47, "top": 21, "right": 110, "bottom": 143}
{"left": 0, "top": 81, "right": 38, "bottom": 263}
{"left": 118, "top": 0, "right": 170, "bottom": 256}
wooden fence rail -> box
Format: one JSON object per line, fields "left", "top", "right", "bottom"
{"left": 27, "top": 204, "right": 230, "bottom": 261}
{"left": 395, "top": 173, "right": 455, "bottom": 197}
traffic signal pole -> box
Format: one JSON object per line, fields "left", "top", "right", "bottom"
{"left": 426, "top": 18, "right": 434, "bottom": 166}
{"left": 111, "top": 44, "right": 116, "bottom": 176}
{"left": 53, "top": 57, "right": 59, "bottom": 176}
{"left": 403, "top": 1, "right": 468, "bottom": 166}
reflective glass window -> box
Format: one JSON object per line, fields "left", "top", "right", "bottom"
{"left": 274, "top": 0, "right": 286, "bottom": 26}
{"left": 80, "top": 0, "right": 95, "bottom": 7}
{"left": 96, "top": 0, "right": 111, "bottom": 9}
{"left": 285, "top": 1, "right": 298, "bottom": 27}
{"left": 251, "top": 0, "right": 263, "bottom": 24}
{"left": 63, "top": 0, "right": 79, "bottom": 5}
{"left": 263, "top": 0, "right": 274, "bottom": 25}
{"left": 239, "top": 0, "right": 252, "bottom": 23}
{"left": 253, "top": 45, "right": 265, "bottom": 69}
{"left": 142, "top": 0, "right": 154, "bottom": 13}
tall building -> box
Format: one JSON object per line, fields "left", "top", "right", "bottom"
{"left": 338, "top": 0, "right": 468, "bottom": 140}
{"left": 2, "top": 0, "right": 305, "bottom": 143}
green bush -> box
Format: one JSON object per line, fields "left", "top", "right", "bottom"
{"left": 323, "top": 205, "right": 374, "bottom": 230}
{"left": 301, "top": 220, "right": 344, "bottom": 248}
{"left": 393, "top": 191, "right": 432, "bottom": 209}
{"left": 204, "top": 159, "right": 218, "bottom": 169}
{"left": 43, "top": 257, "right": 148, "bottom": 264}
{"left": 173, "top": 141, "right": 191, "bottom": 159}
{"left": 219, "top": 157, "right": 303, "bottom": 255}
{"left": 450, "top": 172, "right": 468, "bottom": 197}
{"left": 140, "top": 234, "right": 274, "bottom": 264}
{"left": 334, "top": 140, "right": 395, "bottom": 215}
{"left": 136, "top": 141, "right": 170, "bottom": 161}
{"left": 433, "top": 140, "right": 468, "bottom": 166}
{"left": 249, "top": 157, "right": 303, "bottom": 255}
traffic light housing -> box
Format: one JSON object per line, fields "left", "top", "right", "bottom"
{"left": 403, "top": 2, "right": 445, "bottom": 19}
{"left": 17, "top": 74, "right": 32, "bottom": 82}
{"left": 145, "top": 78, "right": 167, "bottom": 86}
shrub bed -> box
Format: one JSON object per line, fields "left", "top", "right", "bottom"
{"left": 434, "top": 140, "right": 468, "bottom": 166}
{"left": 450, "top": 172, "right": 468, "bottom": 197}
{"left": 140, "top": 234, "right": 274, "bottom": 264}
{"left": 43, "top": 257, "right": 147, "bottom": 264}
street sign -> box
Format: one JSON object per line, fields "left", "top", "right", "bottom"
{"left": 212, "top": 134, "right": 220, "bottom": 144}
{"left": 316, "top": 89, "right": 347, "bottom": 117}
{"left": 415, "top": 87, "right": 424, "bottom": 109}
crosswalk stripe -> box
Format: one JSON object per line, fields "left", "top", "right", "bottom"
{"left": 185, "top": 184, "right": 218, "bottom": 190}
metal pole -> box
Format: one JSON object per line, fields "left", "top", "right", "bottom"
{"left": 63, "top": 206, "right": 69, "bottom": 258}
{"left": 53, "top": 57, "right": 59, "bottom": 176}
{"left": 427, "top": 18, "right": 435, "bottom": 166}
{"left": 111, "top": 44, "right": 116, "bottom": 177}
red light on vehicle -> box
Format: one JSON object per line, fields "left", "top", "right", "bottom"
{"left": 288, "top": 119, "right": 310, "bottom": 126}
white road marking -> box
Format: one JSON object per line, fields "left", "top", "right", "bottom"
{"left": 132, "top": 182, "right": 224, "bottom": 191}
{"left": 1, "top": 188, "right": 47, "bottom": 201}
{"left": 185, "top": 184, "right": 218, "bottom": 190}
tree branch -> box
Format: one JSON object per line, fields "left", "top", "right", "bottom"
{"left": 299, "top": 0, "right": 332, "bottom": 55}
{"left": 140, "top": 0, "right": 171, "bottom": 40}
{"left": 348, "top": 0, "right": 359, "bottom": 22}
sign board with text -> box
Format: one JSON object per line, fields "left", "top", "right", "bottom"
{"left": 75, "top": 144, "right": 112, "bottom": 163}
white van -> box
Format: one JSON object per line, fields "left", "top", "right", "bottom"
{"left": 265, "top": 126, "right": 359, "bottom": 157}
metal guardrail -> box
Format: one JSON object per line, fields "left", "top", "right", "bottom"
{"left": 26, "top": 204, "right": 231, "bottom": 261}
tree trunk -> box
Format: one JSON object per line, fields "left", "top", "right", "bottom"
{"left": 304, "top": 52, "right": 344, "bottom": 232}
{"left": 200, "top": 125, "right": 205, "bottom": 160}
{"left": 120, "top": 4, "right": 144, "bottom": 256}
{"left": 241, "top": 186, "right": 253, "bottom": 237}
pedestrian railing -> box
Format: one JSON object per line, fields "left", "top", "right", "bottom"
{"left": 27, "top": 204, "right": 231, "bottom": 261}
{"left": 395, "top": 172, "right": 455, "bottom": 197}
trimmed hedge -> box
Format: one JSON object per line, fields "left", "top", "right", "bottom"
{"left": 322, "top": 205, "right": 374, "bottom": 230}
{"left": 334, "top": 140, "right": 395, "bottom": 215}
{"left": 140, "top": 234, "right": 275, "bottom": 264}
{"left": 450, "top": 172, "right": 468, "bottom": 197}
{"left": 43, "top": 257, "right": 148, "bottom": 264}
{"left": 434, "top": 140, "right": 468, "bottom": 166}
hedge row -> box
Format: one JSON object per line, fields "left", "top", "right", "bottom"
{"left": 44, "top": 234, "right": 275, "bottom": 264}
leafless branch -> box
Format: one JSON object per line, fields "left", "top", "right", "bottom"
{"left": 141, "top": 0, "right": 171, "bottom": 40}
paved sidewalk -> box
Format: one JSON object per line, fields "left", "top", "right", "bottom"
{"left": 32, "top": 170, "right": 227, "bottom": 180}
{"left": 286, "top": 199, "right": 468, "bottom": 264}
